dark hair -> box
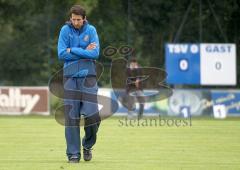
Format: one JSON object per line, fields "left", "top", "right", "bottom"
{"left": 70, "top": 5, "right": 86, "bottom": 18}
{"left": 130, "top": 58, "right": 137, "bottom": 63}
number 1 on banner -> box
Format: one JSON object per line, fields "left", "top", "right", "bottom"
{"left": 180, "top": 106, "right": 190, "bottom": 118}
{"left": 213, "top": 105, "right": 227, "bottom": 119}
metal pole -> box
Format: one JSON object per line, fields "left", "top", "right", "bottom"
{"left": 173, "top": 0, "right": 193, "bottom": 43}
{"left": 127, "top": 0, "right": 131, "bottom": 47}
{"left": 199, "top": 0, "right": 202, "bottom": 42}
{"left": 206, "top": 0, "right": 228, "bottom": 42}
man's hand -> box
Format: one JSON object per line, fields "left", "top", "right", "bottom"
{"left": 66, "top": 43, "right": 96, "bottom": 53}
{"left": 87, "top": 43, "right": 97, "bottom": 50}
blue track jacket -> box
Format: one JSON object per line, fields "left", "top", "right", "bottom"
{"left": 58, "top": 21, "right": 100, "bottom": 77}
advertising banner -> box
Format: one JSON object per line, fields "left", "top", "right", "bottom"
{"left": 0, "top": 87, "right": 49, "bottom": 115}
{"left": 211, "top": 90, "right": 240, "bottom": 117}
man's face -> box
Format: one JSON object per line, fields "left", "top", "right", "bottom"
{"left": 71, "top": 13, "right": 85, "bottom": 29}
{"left": 130, "top": 62, "right": 138, "bottom": 69}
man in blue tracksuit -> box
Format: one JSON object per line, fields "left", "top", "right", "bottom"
{"left": 57, "top": 5, "right": 100, "bottom": 163}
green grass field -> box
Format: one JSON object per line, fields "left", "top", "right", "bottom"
{"left": 0, "top": 116, "right": 240, "bottom": 170}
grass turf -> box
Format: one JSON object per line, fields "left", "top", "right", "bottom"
{"left": 0, "top": 116, "right": 239, "bottom": 170}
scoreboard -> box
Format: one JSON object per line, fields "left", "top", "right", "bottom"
{"left": 165, "top": 43, "right": 236, "bottom": 85}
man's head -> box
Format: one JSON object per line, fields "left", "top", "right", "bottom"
{"left": 69, "top": 5, "right": 86, "bottom": 29}
{"left": 129, "top": 58, "right": 139, "bottom": 69}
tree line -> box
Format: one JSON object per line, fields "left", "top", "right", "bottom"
{"left": 0, "top": 0, "right": 239, "bottom": 87}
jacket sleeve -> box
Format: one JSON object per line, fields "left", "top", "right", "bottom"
{"left": 57, "top": 26, "right": 81, "bottom": 61}
{"left": 70, "top": 26, "right": 100, "bottom": 60}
